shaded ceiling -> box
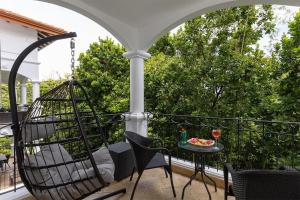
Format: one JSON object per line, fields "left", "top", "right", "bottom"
{"left": 39, "top": 0, "right": 300, "bottom": 50}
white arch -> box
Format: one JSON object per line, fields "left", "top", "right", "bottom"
{"left": 143, "top": 0, "right": 300, "bottom": 50}
{"left": 38, "top": 0, "right": 300, "bottom": 50}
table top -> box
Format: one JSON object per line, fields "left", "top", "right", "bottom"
{"left": 178, "top": 142, "right": 224, "bottom": 154}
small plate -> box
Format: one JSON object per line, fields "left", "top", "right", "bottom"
{"left": 187, "top": 138, "right": 215, "bottom": 147}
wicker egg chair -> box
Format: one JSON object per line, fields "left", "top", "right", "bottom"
{"left": 8, "top": 32, "right": 126, "bottom": 200}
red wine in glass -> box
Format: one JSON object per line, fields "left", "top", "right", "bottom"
{"left": 212, "top": 129, "right": 221, "bottom": 149}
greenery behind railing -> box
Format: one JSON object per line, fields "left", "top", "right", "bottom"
{"left": 100, "top": 113, "right": 300, "bottom": 170}
{"left": 148, "top": 113, "right": 300, "bottom": 170}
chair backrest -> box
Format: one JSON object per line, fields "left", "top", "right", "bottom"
{"left": 18, "top": 80, "right": 107, "bottom": 199}
{"left": 22, "top": 116, "right": 57, "bottom": 143}
{"left": 124, "top": 131, "right": 155, "bottom": 174}
{"left": 232, "top": 169, "right": 300, "bottom": 200}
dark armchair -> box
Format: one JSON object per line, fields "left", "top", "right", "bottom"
{"left": 124, "top": 131, "right": 176, "bottom": 200}
{"left": 224, "top": 163, "right": 300, "bottom": 200}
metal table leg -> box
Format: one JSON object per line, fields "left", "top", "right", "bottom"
{"left": 181, "top": 154, "right": 217, "bottom": 200}
{"left": 200, "top": 156, "right": 212, "bottom": 200}
{"left": 202, "top": 155, "right": 217, "bottom": 192}
{"left": 181, "top": 156, "right": 199, "bottom": 199}
{"left": 203, "top": 170, "right": 217, "bottom": 192}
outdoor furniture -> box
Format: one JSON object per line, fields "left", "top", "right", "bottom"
{"left": 0, "top": 154, "right": 6, "bottom": 170}
{"left": 224, "top": 163, "right": 300, "bottom": 200}
{"left": 8, "top": 32, "right": 126, "bottom": 200}
{"left": 3, "top": 155, "right": 11, "bottom": 169}
{"left": 108, "top": 142, "right": 135, "bottom": 181}
{"left": 178, "top": 142, "right": 224, "bottom": 200}
{"left": 124, "top": 131, "right": 176, "bottom": 200}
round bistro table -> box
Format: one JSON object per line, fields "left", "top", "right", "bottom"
{"left": 178, "top": 142, "right": 224, "bottom": 200}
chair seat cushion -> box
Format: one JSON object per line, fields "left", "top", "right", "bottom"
{"left": 25, "top": 145, "right": 115, "bottom": 200}
{"left": 71, "top": 147, "right": 115, "bottom": 184}
{"left": 24, "top": 143, "right": 75, "bottom": 186}
{"left": 145, "top": 152, "right": 167, "bottom": 169}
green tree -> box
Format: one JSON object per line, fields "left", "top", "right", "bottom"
{"left": 76, "top": 38, "right": 130, "bottom": 113}
{"left": 0, "top": 137, "right": 12, "bottom": 155}
{"left": 147, "top": 5, "right": 276, "bottom": 118}
{"left": 40, "top": 78, "right": 66, "bottom": 96}
{"left": 275, "top": 11, "right": 300, "bottom": 121}
{"left": 149, "top": 33, "right": 176, "bottom": 56}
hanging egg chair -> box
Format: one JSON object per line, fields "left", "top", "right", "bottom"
{"left": 8, "top": 32, "right": 126, "bottom": 200}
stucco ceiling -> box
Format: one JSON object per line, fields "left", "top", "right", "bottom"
{"left": 38, "top": 0, "right": 300, "bottom": 51}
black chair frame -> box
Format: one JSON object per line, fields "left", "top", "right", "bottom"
{"left": 125, "top": 131, "right": 176, "bottom": 200}
{"left": 8, "top": 32, "right": 126, "bottom": 200}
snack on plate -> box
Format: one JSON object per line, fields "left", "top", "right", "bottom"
{"left": 187, "top": 137, "right": 214, "bottom": 146}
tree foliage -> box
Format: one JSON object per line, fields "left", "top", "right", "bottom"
{"left": 72, "top": 6, "right": 300, "bottom": 169}
{"left": 146, "top": 5, "right": 276, "bottom": 119}
{"left": 76, "top": 38, "right": 129, "bottom": 113}
{"left": 274, "top": 12, "right": 300, "bottom": 121}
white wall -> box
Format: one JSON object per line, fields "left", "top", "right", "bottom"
{"left": 0, "top": 20, "right": 40, "bottom": 82}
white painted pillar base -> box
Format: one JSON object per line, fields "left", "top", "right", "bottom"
{"left": 123, "top": 50, "right": 151, "bottom": 137}
{"left": 123, "top": 112, "right": 152, "bottom": 137}
{"left": 32, "top": 81, "right": 40, "bottom": 101}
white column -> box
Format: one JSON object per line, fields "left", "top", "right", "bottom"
{"left": 21, "top": 81, "right": 27, "bottom": 105}
{"left": 15, "top": 88, "right": 18, "bottom": 104}
{"left": 20, "top": 80, "right": 27, "bottom": 111}
{"left": 123, "top": 50, "right": 151, "bottom": 137}
{"left": 32, "top": 81, "right": 40, "bottom": 101}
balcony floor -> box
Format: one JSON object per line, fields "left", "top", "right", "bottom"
{"left": 24, "top": 168, "right": 234, "bottom": 200}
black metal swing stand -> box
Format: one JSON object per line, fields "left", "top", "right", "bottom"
{"left": 8, "top": 32, "right": 126, "bottom": 200}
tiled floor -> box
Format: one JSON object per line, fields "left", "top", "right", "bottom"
{"left": 87, "top": 168, "right": 234, "bottom": 200}
{"left": 0, "top": 158, "right": 22, "bottom": 191}
{"left": 24, "top": 168, "right": 235, "bottom": 200}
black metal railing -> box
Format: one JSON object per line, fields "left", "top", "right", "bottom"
{"left": 0, "top": 123, "right": 22, "bottom": 194}
{"left": 97, "top": 112, "right": 126, "bottom": 143}
{"left": 94, "top": 112, "right": 300, "bottom": 170}
{"left": 148, "top": 113, "right": 300, "bottom": 170}
{"left": 1, "top": 112, "right": 299, "bottom": 195}
{"left": 0, "top": 164, "right": 21, "bottom": 194}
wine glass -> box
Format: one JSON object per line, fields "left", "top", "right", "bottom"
{"left": 212, "top": 129, "right": 221, "bottom": 149}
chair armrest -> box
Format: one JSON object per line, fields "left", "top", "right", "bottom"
{"left": 148, "top": 147, "right": 172, "bottom": 165}
{"left": 147, "top": 147, "right": 170, "bottom": 155}
{"left": 130, "top": 140, "right": 169, "bottom": 157}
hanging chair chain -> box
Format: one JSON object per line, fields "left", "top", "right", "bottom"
{"left": 70, "top": 38, "right": 75, "bottom": 78}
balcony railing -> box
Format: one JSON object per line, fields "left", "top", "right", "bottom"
{"left": 97, "top": 112, "right": 300, "bottom": 170}
{"left": 148, "top": 113, "right": 300, "bottom": 170}
{"left": 0, "top": 123, "right": 22, "bottom": 194}
{"left": 1, "top": 112, "right": 299, "bottom": 195}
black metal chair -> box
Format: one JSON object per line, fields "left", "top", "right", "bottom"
{"left": 124, "top": 131, "right": 176, "bottom": 200}
{"left": 224, "top": 163, "right": 300, "bottom": 200}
